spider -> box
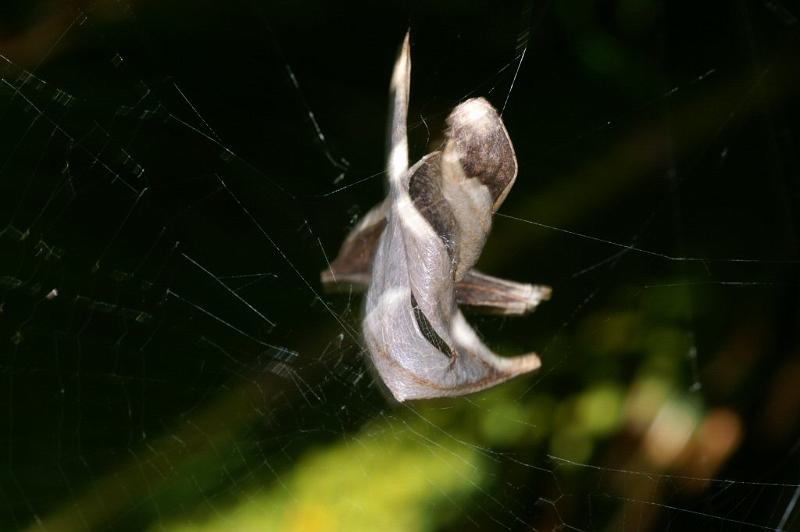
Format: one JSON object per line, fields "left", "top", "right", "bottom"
{"left": 321, "top": 32, "right": 551, "bottom": 401}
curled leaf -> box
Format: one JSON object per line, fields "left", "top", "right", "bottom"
{"left": 323, "top": 32, "right": 550, "bottom": 401}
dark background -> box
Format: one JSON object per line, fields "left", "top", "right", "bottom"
{"left": 1, "top": 0, "right": 799, "bottom": 530}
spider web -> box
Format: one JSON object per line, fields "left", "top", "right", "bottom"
{"left": 1, "top": 1, "right": 800, "bottom": 530}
